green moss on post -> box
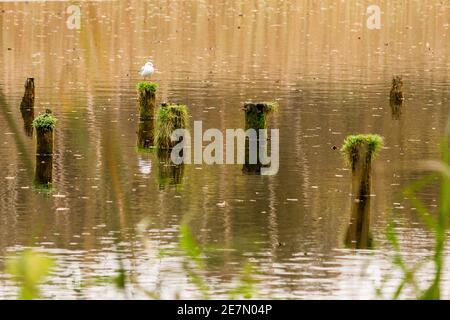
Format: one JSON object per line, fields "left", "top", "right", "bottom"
{"left": 137, "top": 82, "right": 158, "bottom": 120}
{"left": 155, "top": 103, "right": 189, "bottom": 150}
{"left": 341, "top": 134, "right": 382, "bottom": 249}
{"left": 136, "top": 82, "right": 158, "bottom": 149}
{"left": 33, "top": 110, "right": 56, "bottom": 156}
{"left": 242, "top": 102, "right": 278, "bottom": 174}
{"left": 243, "top": 102, "right": 278, "bottom": 131}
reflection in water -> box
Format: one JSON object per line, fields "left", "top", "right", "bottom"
{"left": 138, "top": 156, "right": 152, "bottom": 175}
{"left": 137, "top": 119, "right": 155, "bottom": 150}
{"left": 156, "top": 149, "right": 184, "bottom": 188}
{"left": 390, "top": 100, "right": 403, "bottom": 120}
{"left": 20, "top": 107, "right": 34, "bottom": 137}
{"left": 345, "top": 197, "right": 372, "bottom": 249}
{"left": 34, "top": 155, "right": 53, "bottom": 190}
{"left": 19, "top": 78, "right": 35, "bottom": 137}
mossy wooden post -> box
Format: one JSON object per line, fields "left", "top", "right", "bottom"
{"left": 137, "top": 82, "right": 158, "bottom": 148}
{"left": 155, "top": 103, "right": 189, "bottom": 187}
{"left": 20, "top": 78, "right": 35, "bottom": 137}
{"left": 155, "top": 103, "right": 189, "bottom": 150}
{"left": 242, "top": 102, "right": 278, "bottom": 174}
{"left": 33, "top": 110, "right": 56, "bottom": 156}
{"left": 32, "top": 110, "right": 56, "bottom": 189}
{"left": 341, "top": 134, "right": 383, "bottom": 249}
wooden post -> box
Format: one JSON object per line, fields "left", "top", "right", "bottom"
{"left": 137, "top": 82, "right": 157, "bottom": 149}
{"left": 33, "top": 110, "right": 56, "bottom": 156}
{"left": 341, "top": 135, "right": 382, "bottom": 249}
{"left": 32, "top": 110, "right": 56, "bottom": 191}
{"left": 155, "top": 103, "right": 188, "bottom": 150}
{"left": 242, "top": 102, "right": 278, "bottom": 174}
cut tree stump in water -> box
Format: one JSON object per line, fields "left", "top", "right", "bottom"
{"left": 155, "top": 103, "right": 189, "bottom": 150}
{"left": 136, "top": 82, "right": 158, "bottom": 149}
{"left": 242, "top": 102, "right": 278, "bottom": 174}
{"left": 341, "top": 134, "right": 383, "bottom": 249}
{"left": 33, "top": 110, "right": 56, "bottom": 156}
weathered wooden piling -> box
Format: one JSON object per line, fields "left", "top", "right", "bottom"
{"left": 20, "top": 78, "right": 35, "bottom": 110}
{"left": 155, "top": 103, "right": 189, "bottom": 150}
{"left": 33, "top": 110, "right": 56, "bottom": 156}
{"left": 390, "top": 76, "right": 404, "bottom": 104}
{"left": 242, "top": 102, "right": 278, "bottom": 174}
{"left": 32, "top": 110, "right": 56, "bottom": 191}
{"left": 341, "top": 134, "right": 382, "bottom": 249}
{"left": 137, "top": 82, "right": 158, "bottom": 149}
{"left": 137, "top": 82, "right": 157, "bottom": 120}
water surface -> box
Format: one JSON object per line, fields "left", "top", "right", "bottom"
{"left": 0, "top": 0, "right": 450, "bottom": 299}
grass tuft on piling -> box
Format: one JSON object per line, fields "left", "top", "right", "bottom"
{"left": 32, "top": 113, "right": 56, "bottom": 132}
{"left": 156, "top": 104, "right": 189, "bottom": 150}
{"left": 263, "top": 101, "right": 279, "bottom": 113}
{"left": 341, "top": 134, "right": 383, "bottom": 166}
{"left": 137, "top": 82, "right": 158, "bottom": 94}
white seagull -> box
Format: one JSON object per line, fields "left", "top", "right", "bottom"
{"left": 139, "top": 61, "right": 155, "bottom": 80}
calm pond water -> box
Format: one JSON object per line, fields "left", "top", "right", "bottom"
{"left": 1, "top": 0, "right": 450, "bottom": 299}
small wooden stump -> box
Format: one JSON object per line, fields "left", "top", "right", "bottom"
{"left": 136, "top": 82, "right": 158, "bottom": 149}
{"left": 341, "top": 134, "right": 382, "bottom": 249}
{"left": 242, "top": 102, "right": 278, "bottom": 174}
{"left": 33, "top": 110, "right": 56, "bottom": 156}
{"left": 155, "top": 103, "right": 189, "bottom": 150}
{"left": 32, "top": 110, "right": 56, "bottom": 191}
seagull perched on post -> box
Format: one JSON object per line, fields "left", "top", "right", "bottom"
{"left": 139, "top": 61, "right": 155, "bottom": 80}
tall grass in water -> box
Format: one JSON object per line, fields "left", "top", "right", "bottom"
{"left": 176, "top": 224, "right": 257, "bottom": 299}
{"left": 386, "top": 126, "right": 450, "bottom": 300}
{"left": 6, "top": 249, "right": 54, "bottom": 300}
